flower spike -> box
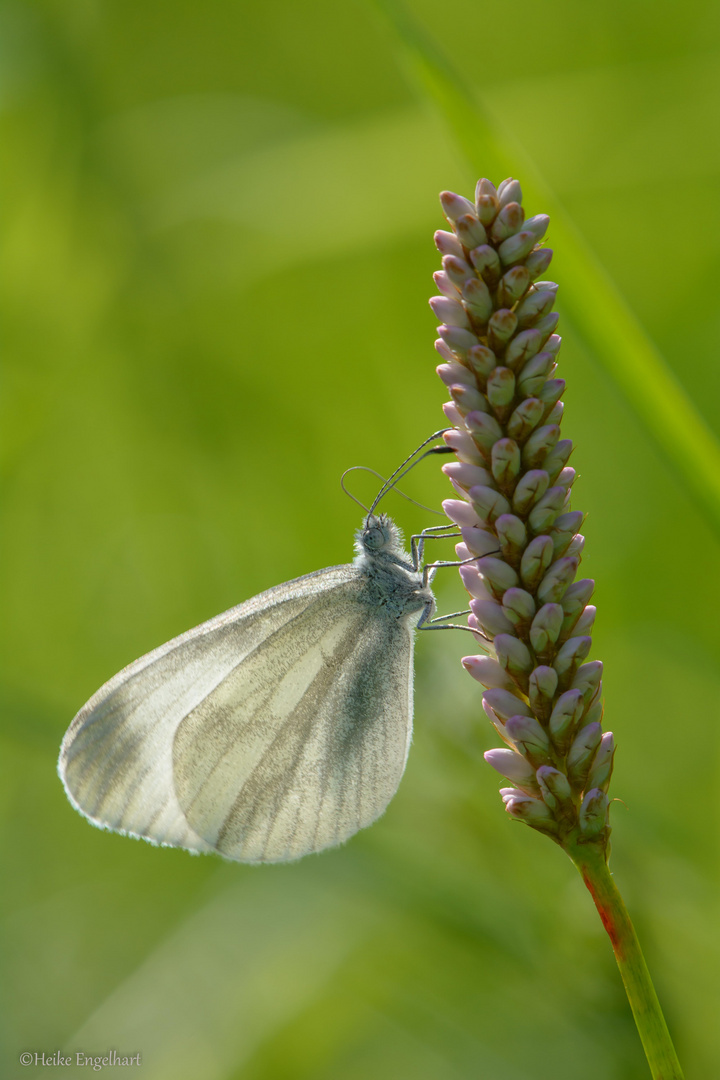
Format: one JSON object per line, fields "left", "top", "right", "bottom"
{"left": 431, "top": 179, "right": 610, "bottom": 853}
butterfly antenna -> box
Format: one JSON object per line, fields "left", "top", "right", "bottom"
{"left": 368, "top": 429, "right": 452, "bottom": 516}
{"left": 341, "top": 466, "right": 444, "bottom": 516}
{"left": 340, "top": 468, "right": 371, "bottom": 512}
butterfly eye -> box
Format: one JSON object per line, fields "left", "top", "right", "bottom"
{"left": 363, "top": 517, "right": 389, "bottom": 550}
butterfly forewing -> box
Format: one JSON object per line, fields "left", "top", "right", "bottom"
{"left": 60, "top": 567, "right": 356, "bottom": 852}
{"left": 59, "top": 558, "right": 418, "bottom": 863}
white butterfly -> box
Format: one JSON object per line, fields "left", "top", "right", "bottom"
{"left": 58, "top": 513, "right": 436, "bottom": 864}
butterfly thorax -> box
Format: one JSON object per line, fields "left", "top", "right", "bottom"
{"left": 353, "top": 514, "right": 434, "bottom": 621}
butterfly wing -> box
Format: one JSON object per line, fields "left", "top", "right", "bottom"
{"left": 59, "top": 564, "right": 416, "bottom": 863}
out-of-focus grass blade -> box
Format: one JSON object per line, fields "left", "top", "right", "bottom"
{"left": 371, "top": 0, "right": 720, "bottom": 541}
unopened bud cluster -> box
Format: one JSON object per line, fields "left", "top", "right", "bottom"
{"left": 431, "top": 178, "right": 614, "bottom": 849}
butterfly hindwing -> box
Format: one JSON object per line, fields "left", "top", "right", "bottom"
{"left": 59, "top": 563, "right": 415, "bottom": 862}
{"left": 173, "top": 585, "right": 414, "bottom": 862}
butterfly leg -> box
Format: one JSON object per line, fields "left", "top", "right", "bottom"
{"left": 415, "top": 554, "right": 496, "bottom": 643}
{"left": 415, "top": 589, "right": 490, "bottom": 644}
{"left": 426, "top": 608, "right": 471, "bottom": 621}
{"left": 410, "top": 525, "right": 461, "bottom": 572}
{"left": 417, "top": 617, "right": 491, "bottom": 640}
{"left": 419, "top": 625, "right": 491, "bottom": 639}
{"left": 420, "top": 549, "right": 502, "bottom": 588}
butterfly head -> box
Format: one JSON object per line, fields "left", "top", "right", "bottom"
{"left": 357, "top": 513, "right": 403, "bottom": 557}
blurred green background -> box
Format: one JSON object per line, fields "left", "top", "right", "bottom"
{"left": 3, "top": 1, "right": 720, "bottom": 1077}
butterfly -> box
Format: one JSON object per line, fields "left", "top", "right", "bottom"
{"left": 58, "top": 513, "right": 436, "bottom": 864}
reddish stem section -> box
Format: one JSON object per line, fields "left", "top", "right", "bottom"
{"left": 570, "top": 844, "right": 683, "bottom": 1080}
{"left": 581, "top": 868, "right": 624, "bottom": 958}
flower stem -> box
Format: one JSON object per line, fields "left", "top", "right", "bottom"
{"left": 568, "top": 842, "right": 684, "bottom": 1079}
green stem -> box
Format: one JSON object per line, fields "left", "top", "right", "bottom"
{"left": 569, "top": 844, "right": 684, "bottom": 1079}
